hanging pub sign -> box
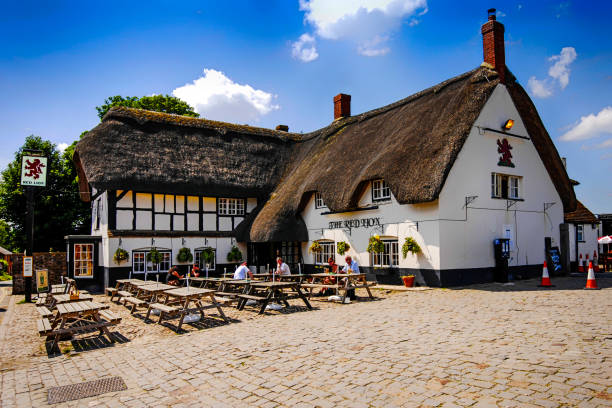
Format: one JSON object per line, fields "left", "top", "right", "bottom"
{"left": 36, "top": 269, "right": 49, "bottom": 293}
{"left": 497, "top": 138, "right": 514, "bottom": 168}
{"left": 23, "top": 256, "right": 33, "bottom": 278}
{"left": 21, "top": 155, "right": 48, "bottom": 187}
{"left": 329, "top": 217, "right": 381, "bottom": 230}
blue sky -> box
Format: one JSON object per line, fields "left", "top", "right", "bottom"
{"left": 1, "top": 0, "right": 610, "bottom": 213}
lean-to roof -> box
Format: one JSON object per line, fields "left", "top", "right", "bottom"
{"left": 564, "top": 200, "right": 598, "bottom": 224}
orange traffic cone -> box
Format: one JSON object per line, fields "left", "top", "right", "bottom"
{"left": 593, "top": 250, "right": 599, "bottom": 272}
{"left": 584, "top": 262, "right": 600, "bottom": 290}
{"left": 538, "top": 261, "right": 554, "bottom": 287}
{"left": 578, "top": 253, "right": 584, "bottom": 272}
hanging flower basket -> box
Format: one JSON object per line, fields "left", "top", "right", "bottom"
{"left": 336, "top": 241, "right": 350, "bottom": 255}
{"left": 147, "top": 247, "right": 163, "bottom": 265}
{"left": 309, "top": 241, "right": 322, "bottom": 253}
{"left": 177, "top": 247, "right": 193, "bottom": 263}
{"left": 402, "top": 237, "right": 421, "bottom": 258}
{"left": 113, "top": 248, "right": 129, "bottom": 264}
{"left": 226, "top": 246, "right": 243, "bottom": 263}
{"left": 367, "top": 235, "right": 385, "bottom": 253}
{"left": 202, "top": 247, "right": 215, "bottom": 265}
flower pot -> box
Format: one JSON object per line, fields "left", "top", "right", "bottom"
{"left": 401, "top": 276, "right": 415, "bottom": 288}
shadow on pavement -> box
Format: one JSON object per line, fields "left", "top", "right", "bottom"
{"left": 445, "top": 275, "right": 611, "bottom": 292}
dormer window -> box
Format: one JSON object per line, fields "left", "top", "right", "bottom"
{"left": 218, "top": 198, "right": 245, "bottom": 215}
{"left": 372, "top": 179, "right": 391, "bottom": 201}
{"left": 315, "top": 192, "right": 326, "bottom": 209}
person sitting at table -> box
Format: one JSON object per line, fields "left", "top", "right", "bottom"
{"left": 320, "top": 257, "right": 338, "bottom": 295}
{"left": 341, "top": 256, "right": 359, "bottom": 300}
{"left": 191, "top": 265, "right": 201, "bottom": 277}
{"left": 166, "top": 266, "right": 183, "bottom": 286}
{"left": 234, "top": 261, "right": 253, "bottom": 280}
{"left": 275, "top": 257, "right": 291, "bottom": 276}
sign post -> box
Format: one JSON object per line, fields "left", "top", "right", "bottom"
{"left": 20, "top": 150, "right": 47, "bottom": 302}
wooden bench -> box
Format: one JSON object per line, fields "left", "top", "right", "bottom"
{"left": 37, "top": 318, "right": 52, "bottom": 336}
{"left": 99, "top": 310, "right": 122, "bottom": 324}
{"left": 123, "top": 297, "right": 147, "bottom": 314}
{"left": 146, "top": 303, "right": 180, "bottom": 324}
{"left": 300, "top": 283, "right": 336, "bottom": 289}
{"left": 105, "top": 287, "right": 118, "bottom": 297}
{"left": 36, "top": 306, "right": 53, "bottom": 318}
{"left": 214, "top": 291, "right": 240, "bottom": 297}
{"left": 213, "top": 296, "right": 236, "bottom": 305}
{"left": 115, "top": 290, "right": 133, "bottom": 303}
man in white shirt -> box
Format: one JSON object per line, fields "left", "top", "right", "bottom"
{"left": 275, "top": 257, "right": 291, "bottom": 275}
{"left": 234, "top": 262, "right": 253, "bottom": 280}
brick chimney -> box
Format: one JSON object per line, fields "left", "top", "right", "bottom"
{"left": 275, "top": 125, "right": 289, "bottom": 132}
{"left": 333, "top": 93, "right": 351, "bottom": 120}
{"left": 481, "top": 8, "right": 505, "bottom": 84}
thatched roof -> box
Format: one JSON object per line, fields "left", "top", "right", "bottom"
{"left": 75, "top": 66, "right": 576, "bottom": 242}
{"left": 75, "top": 107, "right": 301, "bottom": 199}
{"left": 564, "top": 200, "right": 598, "bottom": 224}
{"left": 247, "top": 66, "right": 577, "bottom": 241}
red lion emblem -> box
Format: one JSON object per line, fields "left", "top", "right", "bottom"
{"left": 497, "top": 138, "right": 514, "bottom": 167}
{"left": 24, "top": 158, "right": 46, "bottom": 179}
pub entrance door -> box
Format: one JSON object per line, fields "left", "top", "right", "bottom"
{"left": 247, "top": 242, "right": 302, "bottom": 273}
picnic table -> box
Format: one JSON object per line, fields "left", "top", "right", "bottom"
{"left": 237, "top": 281, "right": 312, "bottom": 314}
{"left": 302, "top": 273, "right": 376, "bottom": 303}
{"left": 146, "top": 286, "right": 229, "bottom": 331}
{"left": 122, "top": 282, "right": 175, "bottom": 314}
{"left": 52, "top": 293, "right": 94, "bottom": 304}
{"left": 37, "top": 300, "right": 120, "bottom": 350}
{"left": 106, "top": 279, "right": 147, "bottom": 302}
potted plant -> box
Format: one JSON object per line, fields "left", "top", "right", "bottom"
{"left": 401, "top": 275, "right": 415, "bottom": 287}
{"left": 367, "top": 235, "right": 385, "bottom": 254}
{"left": 147, "top": 247, "right": 163, "bottom": 269}
{"left": 309, "top": 241, "right": 322, "bottom": 253}
{"left": 113, "top": 248, "right": 129, "bottom": 265}
{"left": 402, "top": 237, "right": 421, "bottom": 258}
{"left": 336, "top": 241, "right": 350, "bottom": 255}
{"left": 226, "top": 245, "right": 243, "bottom": 263}
{"left": 202, "top": 247, "right": 215, "bottom": 266}
{"left": 177, "top": 247, "right": 193, "bottom": 263}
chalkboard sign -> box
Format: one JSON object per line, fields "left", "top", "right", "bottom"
{"left": 546, "top": 247, "right": 563, "bottom": 276}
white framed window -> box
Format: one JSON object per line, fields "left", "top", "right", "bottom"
{"left": 577, "top": 225, "right": 584, "bottom": 242}
{"left": 74, "top": 244, "right": 94, "bottom": 277}
{"left": 372, "top": 239, "right": 399, "bottom": 267}
{"left": 314, "top": 241, "right": 335, "bottom": 265}
{"left": 372, "top": 179, "right": 391, "bottom": 201}
{"left": 194, "top": 248, "right": 216, "bottom": 270}
{"left": 315, "top": 192, "right": 326, "bottom": 209}
{"left": 133, "top": 250, "right": 171, "bottom": 273}
{"left": 491, "top": 173, "right": 522, "bottom": 199}
{"left": 218, "top": 198, "right": 245, "bottom": 215}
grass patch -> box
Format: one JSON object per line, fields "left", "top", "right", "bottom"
{"left": 17, "top": 299, "right": 27, "bottom": 304}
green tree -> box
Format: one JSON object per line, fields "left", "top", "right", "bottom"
{"left": 0, "top": 136, "right": 90, "bottom": 252}
{"left": 95, "top": 94, "right": 199, "bottom": 120}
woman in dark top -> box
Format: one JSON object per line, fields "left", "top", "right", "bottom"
{"left": 166, "top": 266, "right": 183, "bottom": 286}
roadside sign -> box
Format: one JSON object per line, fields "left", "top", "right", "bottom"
{"left": 23, "top": 256, "right": 33, "bottom": 277}
{"left": 21, "top": 155, "right": 48, "bottom": 187}
{"left": 36, "top": 269, "right": 48, "bottom": 293}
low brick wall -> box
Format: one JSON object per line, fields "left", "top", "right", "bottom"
{"left": 11, "top": 252, "right": 67, "bottom": 295}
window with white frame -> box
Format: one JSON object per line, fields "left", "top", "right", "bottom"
{"left": 372, "top": 179, "right": 391, "bottom": 201}
{"left": 133, "top": 249, "right": 172, "bottom": 273}
{"left": 218, "top": 198, "right": 245, "bottom": 215}
{"left": 491, "top": 173, "right": 521, "bottom": 199}
{"left": 74, "top": 244, "right": 93, "bottom": 277}
{"left": 372, "top": 239, "right": 399, "bottom": 267}
{"left": 315, "top": 192, "right": 326, "bottom": 209}
{"left": 577, "top": 225, "right": 584, "bottom": 242}
{"left": 194, "top": 248, "right": 216, "bottom": 270}
{"left": 314, "top": 241, "right": 335, "bottom": 265}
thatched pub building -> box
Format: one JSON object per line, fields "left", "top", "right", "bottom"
{"left": 68, "top": 11, "right": 577, "bottom": 290}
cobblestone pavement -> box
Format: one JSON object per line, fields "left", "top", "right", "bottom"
{"left": 1, "top": 277, "right": 611, "bottom": 407}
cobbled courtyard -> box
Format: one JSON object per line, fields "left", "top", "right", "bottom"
{"left": 0, "top": 277, "right": 610, "bottom": 407}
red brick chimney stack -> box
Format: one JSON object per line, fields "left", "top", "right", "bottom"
{"left": 333, "top": 93, "right": 351, "bottom": 120}
{"left": 481, "top": 8, "right": 506, "bottom": 84}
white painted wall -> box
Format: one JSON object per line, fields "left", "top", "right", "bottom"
{"left": 568, "top": 223, "right": 599, "bottom": 264}
{"left": 300, "top": 190, "right": 440, "bottom": 269}
{"left": 438, "top": 84, "right": 563, "bottom": 269}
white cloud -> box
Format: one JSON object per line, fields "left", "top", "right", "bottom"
{"left": 548, "top": 47, "right": 577, "bottom": 89}
{"left": 172, "top": 69, "right": 279, "bottom": 123}
{"left": 57, "top": 143, "right": 69, "bottom": 153}
{"left": 560, "top": 106, "right": 612, "bottom": 141}
{"left": 298, "top": 0, "right": 427, "bottom": 57}
{"left": 528, "top": 77, "right": 553, "bottom": 98}
{"left": 291, "top": 33, "right": 319, "bottom": 63}
{"left": 528, "top": 47, "right": 577, "bottom": 98}
{"left": 357, "top": 35, "right": 390, "bottom": 57}
{"left": 581, "top": 138, "right": 612, "bottom": 150}
{"left": 496, "top": 10, "right": 506, "bottom": 18}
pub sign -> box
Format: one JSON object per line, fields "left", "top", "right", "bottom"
{"left": 21, "top": 155, "right": 48, "bottom": 187}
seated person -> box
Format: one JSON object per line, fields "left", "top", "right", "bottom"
{"left": 191, "top": 266, "right": 201, "bottom": 277}
{"left": 275, "top": 257, "right": 291, "bottom": 277}
{"left": 233, "top": 261, "right": 253, "bottom": 280}
{"left": 166, "top": 266, "right": 183, "bottom": 286}
{"left": 321, "top": 257, "right": 338, "bottom": 295}
{"left": 341, "top": 256, "right": 359, "bottom": 300}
